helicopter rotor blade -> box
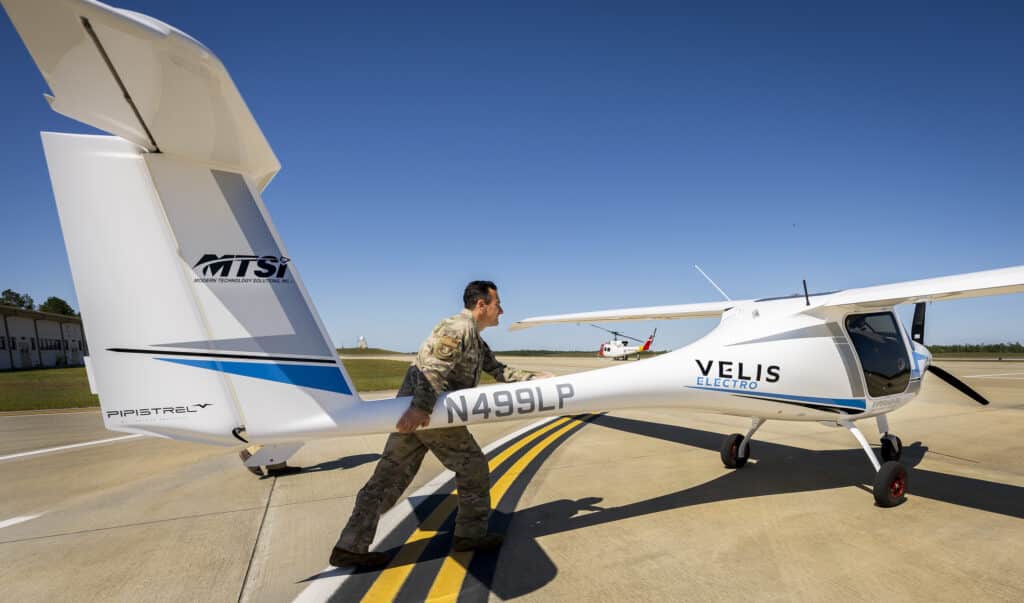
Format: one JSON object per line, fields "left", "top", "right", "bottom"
{"left": 589, "top": 324, "right": 645, "bottom": 343}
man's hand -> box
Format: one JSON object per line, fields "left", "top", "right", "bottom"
{"left": 396, "top": 406, "right": 431, "bottom": 433}
{"left": 531, "top": 371, "right": 556, "bottom": 379}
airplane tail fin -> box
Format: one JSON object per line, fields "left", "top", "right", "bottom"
{"left": 42, "top": 133, "right": 360, "bottom": 445}
{"left": 8, "top": 0, "right": 359, "bottom": 445}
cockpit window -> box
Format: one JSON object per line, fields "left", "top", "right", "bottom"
{"left": 845, "top": 312, "right": 910, "bottom": 397}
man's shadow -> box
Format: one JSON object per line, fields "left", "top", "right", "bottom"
{"left": 280, "top": 453, "right": 381, "bottom": 477}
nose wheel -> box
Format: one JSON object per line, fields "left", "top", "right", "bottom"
{"left": 842, "top": 419, "right": 909, "bottom": 507}
{"left": 873, "top": 461, "right": 908, "bottom": 507}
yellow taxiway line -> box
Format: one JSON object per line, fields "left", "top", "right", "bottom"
{"left": 361, "top": 415, "right": 581, "bottom": 601}
{"left": 425, "top": 416, "right": 591, "bottom": 600}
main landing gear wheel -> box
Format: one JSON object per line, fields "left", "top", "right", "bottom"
{"left": 720, "top": 433, "right": 749, "bottom": 469}
{"left": 873, "top": 461, "right": 908, "bottom": 507}
{"left": 880, "top": 434, "right": 903, "bottom": 462}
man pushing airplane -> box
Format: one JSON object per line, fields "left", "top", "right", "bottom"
{"left": 330, "top": 281, "right": 553, "bottom": 568}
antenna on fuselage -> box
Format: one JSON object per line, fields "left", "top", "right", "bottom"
{"left": 802, "top": 279, "right": 810, "bottom": 306}
{"left": 694, "top": 264, "right": 731, "bottom": 301}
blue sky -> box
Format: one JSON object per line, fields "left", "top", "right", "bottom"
{"left": 2, "top": 1, "right": 1022, "bottom": 352}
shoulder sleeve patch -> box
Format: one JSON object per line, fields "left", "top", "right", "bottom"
{"left": 433, "top": 334, "right": 461, "bottom": 360}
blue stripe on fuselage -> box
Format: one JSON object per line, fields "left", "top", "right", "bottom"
{"left": 157, "top": 358, "right": 352, "bottom": 394}
{"left": 686, "top": 385, "right": 866, "bottom": 410}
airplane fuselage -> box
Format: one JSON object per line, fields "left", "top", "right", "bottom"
{"left": 255, "top": 297, "right": 928, "bottom": 442}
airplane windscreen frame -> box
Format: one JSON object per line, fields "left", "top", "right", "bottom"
{"left": 845, "top": 312, "right": 912, "bottom": 398}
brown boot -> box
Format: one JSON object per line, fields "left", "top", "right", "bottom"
{"left": 329, "top": 547, "right": 391, "bottom": 569}
{"left": 452, "top": 532, "right": 504, "bottom": 553}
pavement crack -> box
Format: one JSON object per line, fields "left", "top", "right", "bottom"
{"left": 926, "top": 450, "right": 981, "bottom": 463}
{"left": 237, "top": 475, "right": 277, "bottom": 603}
{"left": 0, "top": 506, "right": 262, "bottom": 545}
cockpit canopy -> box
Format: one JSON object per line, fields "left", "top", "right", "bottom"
{"left": 845, "top": 312, "right": 911, "bottom": 397}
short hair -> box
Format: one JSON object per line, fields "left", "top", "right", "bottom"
{"left": 464, "top": 280, "right": 497, "bottom": 309}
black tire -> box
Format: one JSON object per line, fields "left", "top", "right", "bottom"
{"left": 881, "top": 435, "right": 903, "bottom": 462}
{"left": 873, "top": 461, "right": 908, "bottom": 507}
{"left": 720, "top": 433, "right": 749, "bottom": 469}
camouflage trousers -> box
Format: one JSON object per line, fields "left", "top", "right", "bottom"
{"left": 336, "top": 369, "right": 491, "bottom": 553}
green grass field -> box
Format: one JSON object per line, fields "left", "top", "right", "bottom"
{"left": 0, "top": 367, "right": 100, "bottom": 412}
{"left": 336, "top": 347, "right": 407, "bottom": 355}
{"left": 0, "top": 359, "right": 497, "bottom": 412}
{"left": 342, "top": 358, "right": 413, "bottom": 390}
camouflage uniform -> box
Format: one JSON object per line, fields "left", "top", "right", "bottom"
{"left": 336, "top": 309, "right": 536, "bottom": 553}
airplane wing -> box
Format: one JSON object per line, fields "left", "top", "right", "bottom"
{"left": 813, "top": 265, "right": 1024, "bottom": 310}
{"left": 510, "top": 300, "right": 744, "bottom": 331}
{"left": 2, "top": 0, "right": 280, "bottom": 190}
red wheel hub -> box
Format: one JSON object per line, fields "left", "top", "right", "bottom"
{"left": 889, "top": 474, "right": 906, "bottom": 498}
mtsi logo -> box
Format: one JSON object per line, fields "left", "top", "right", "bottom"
{"left": 193, "top": 254, "right": 291, "bottom": 283}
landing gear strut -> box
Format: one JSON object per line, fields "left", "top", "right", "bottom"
{"left": 877, "top": 415, "right": 903, "bottom": 462}
{"left": 721, "top": 418, "right": 765, "bottom": 469}
{"left": 881, "top": 435, "right": 903, "bottom": 462}
{"left": 841, "top": 418, "right": 908, "bottom": 507}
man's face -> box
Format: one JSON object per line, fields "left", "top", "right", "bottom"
{"left": 476, "top": 289, "right": 503, "bottom": 328}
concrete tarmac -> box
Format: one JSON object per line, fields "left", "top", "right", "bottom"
{"left": 1, "top": 358, "right": 1022, "bottom": 602}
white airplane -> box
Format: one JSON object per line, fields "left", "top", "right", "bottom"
{"left": 6, "top": 0, "right": 1024, "bottom": 507}
{"left": 593, "top": 325, "right": 656, "bottom": 360}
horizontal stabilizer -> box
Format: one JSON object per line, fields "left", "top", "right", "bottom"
{"left": 510, "top": 300, "right": 742, "bottom": 331}
{"left": 2, "top": 0, "right": 279, "bottom": 190}
{"left": 813, "top": 265, "right": 1024, "bottom": 310}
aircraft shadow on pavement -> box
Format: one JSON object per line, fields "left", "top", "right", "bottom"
{"left": 307, "top": 415, "right": 1023, "bottom": 601}
{"left": 481, "top": 414, "right": 1024, "bottom": 599}
{"left": 298, "top": 453, "right": 382, "bottom": 475}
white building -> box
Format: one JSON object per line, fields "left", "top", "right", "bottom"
{"left": 0, "top": 305, "right": 87, "bottom": 371}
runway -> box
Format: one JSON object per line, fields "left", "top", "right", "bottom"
{"left": 1, "top": 358, "right": 1022, "bottom": 602}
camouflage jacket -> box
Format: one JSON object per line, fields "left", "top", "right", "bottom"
{"left": 409, "top": 309, "right": 536, "bottom": 413}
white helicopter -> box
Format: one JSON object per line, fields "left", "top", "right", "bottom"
{"left": 6, "top": 0, "right": 1024, "bottom": 509}
{"left": 593, "top": 325, "right": 656, "bottom": 360}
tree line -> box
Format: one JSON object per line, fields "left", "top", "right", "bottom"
{"left": 928, "top": 342, "right": 1024, "bottom": 354}
{"left": 1, "top": 289, "right": 79, "bottom": 316}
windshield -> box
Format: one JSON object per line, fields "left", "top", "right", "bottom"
{"left": 845, "top": 312, "right": 911, "bottom": 397}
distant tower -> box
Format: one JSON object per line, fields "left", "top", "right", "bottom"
{"left": 357, "top": 335, "right": 368, "bottom": 350}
